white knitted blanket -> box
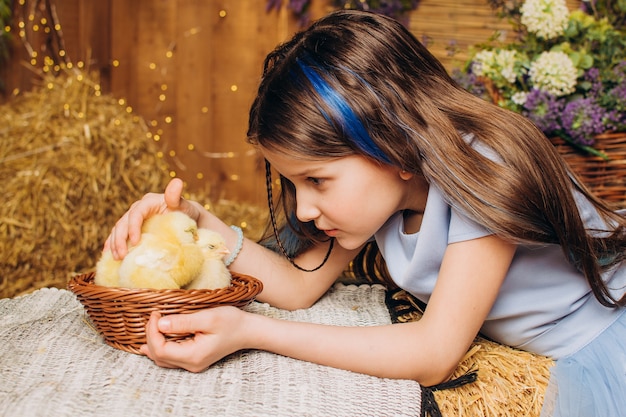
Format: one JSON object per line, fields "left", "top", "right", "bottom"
{"left": 0, "top": 284, "right": 422, "bottom": 417}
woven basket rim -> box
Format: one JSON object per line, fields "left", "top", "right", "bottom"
{"left": 68, "top": 271, "right": 263, "bottom": 300}
{"left": 68, "top": 271, "right": 263, "bottom": 354}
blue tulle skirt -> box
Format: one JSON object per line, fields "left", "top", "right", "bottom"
{"left": 541, "top": 309, "right": 626, "bottom": 417}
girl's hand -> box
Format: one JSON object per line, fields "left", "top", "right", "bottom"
{"left": 104, "top": 178, "right": 204, "bottom": 259}
{"left": 139, "top": 308, "right": 249, "bottom": 373}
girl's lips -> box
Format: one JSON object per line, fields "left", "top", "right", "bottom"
{"left": 323, "top": 229, "right": 338, "bottom": 237}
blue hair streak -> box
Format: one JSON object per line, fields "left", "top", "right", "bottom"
{"left": 295, "top": 58, "right": 391, "bottom": 164}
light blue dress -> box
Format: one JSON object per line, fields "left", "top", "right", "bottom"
{"left": 374, "top": 184, "right": 626, "bottom": 417}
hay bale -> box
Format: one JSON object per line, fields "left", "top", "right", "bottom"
{"left": 388, "top": 288, "right": 553, "bottom": 417}
{"left": 0, "top": 70, "right": 171, "bottom": 298}
{"left": 433, "top": 338, "right": 553, "bottom": 417}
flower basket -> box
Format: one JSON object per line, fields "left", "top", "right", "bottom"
{"left": 552, "top": 132, "right": 626, "bottom": 209}
{"left": 68, "top": 271, "right": 263, "bottom": 354}
{"left": 455, "top": 0, "right": 626, "bottom": 211}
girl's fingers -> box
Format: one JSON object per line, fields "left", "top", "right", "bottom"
{"left": 163, "top": 178, "right": 185, "bottom": 209}
{"left": 141, "top": 311, "right": 207, "bottom": 370}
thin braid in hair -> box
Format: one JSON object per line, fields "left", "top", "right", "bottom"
{"left": 264, "top": 159, "right": 334, "bottom": 272}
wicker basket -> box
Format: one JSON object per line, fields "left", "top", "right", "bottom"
{"left": 68, "top": 271, "right": 263, "bottom": 354}
{"left": 552, "top": 132, "right": 626, "bottom": 209}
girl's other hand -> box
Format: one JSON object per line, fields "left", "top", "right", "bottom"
{"left": 139, "top": 308, "right": 249, "bottom": 372}
{"left": 104, "top": 178, "right": 202, "bottom": 259}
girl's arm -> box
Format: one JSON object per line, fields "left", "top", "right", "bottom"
{"left": 226, "top": 234, "right": 362, "bottom": 310}
{"left": 141, "top": 234, "right": 516, "bottom": 385}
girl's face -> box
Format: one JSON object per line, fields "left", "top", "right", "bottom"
{"left": 262, "top": 147, "right": 428, "bottom": 250}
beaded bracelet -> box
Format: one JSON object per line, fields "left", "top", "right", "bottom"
{"left": 224, "top": 225, "right": 243, "bottom": 267}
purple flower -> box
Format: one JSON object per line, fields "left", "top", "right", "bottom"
{"left": 521, "top": 89, "right": 564, "bottom": 135}
{"left": 331, "top": 0, "right": 420, "bottom": 20}
{"left": 451, "top": 69, "right": 487, "bottom": 98}
{"left": 561, "top": 98, "right": 606, "bottom": 146}
{"left": 584, "top": 67, "right": 603, "bottom": 97}
{"left": 288, "top": 0, "right": 309, "bottom": 14}
{"left": 266, "top": 0, "right": 283, "bottom": 12}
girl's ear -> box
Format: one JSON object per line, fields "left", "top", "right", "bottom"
{"left": 399, "top": 170, "right": 414, "bottom": 181}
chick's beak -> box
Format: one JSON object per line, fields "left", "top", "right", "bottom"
{"left": 218, "top": 245, "right": 231, "bottom": 257}
{"left": 187, "top": 227, "right": 199, "bottom": 241}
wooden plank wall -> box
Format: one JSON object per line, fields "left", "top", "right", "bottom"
{"left": 1, "top": 0, "right": 581, "bottom": 206}
{"left": 106, "top": 0, "right": 295, "bottom": 205}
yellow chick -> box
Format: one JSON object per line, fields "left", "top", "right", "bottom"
{"left": 95, "top": 212, "right": 205, "bottom": 289}
{"left": 94, "top": 249, "right": 123, "bottom": 287}
{"left": 184, "top": 228, "right": 232, "bottom": 290}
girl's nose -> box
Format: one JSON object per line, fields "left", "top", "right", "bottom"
{"left": 295, "top": 191, "right": 321, "bottom": 223}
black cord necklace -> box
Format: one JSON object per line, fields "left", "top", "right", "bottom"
{"left": 265, "top": 159, "right": 334, "bottom": 272}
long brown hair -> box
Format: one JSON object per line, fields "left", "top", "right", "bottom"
{"left": 247, "top": 10, "right": 626, "bottom": 307}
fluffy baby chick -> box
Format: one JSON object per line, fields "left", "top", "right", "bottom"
{"left": 184, "top": 228, "right": 232, "bottom": 290}
{"left": 94, "top": 249, "right": 122, "bottom": 287}
{"left": 95, "top": 212, "right": 205, "bottom": 289}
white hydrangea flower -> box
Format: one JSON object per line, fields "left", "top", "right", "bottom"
{"left": 529, "top": 51, "right": 578, "bottom": 97}
{"left": 472, "top": 49, "right": 518, "bottom": 83}
{"left": 521, "top": 0, "right": 569, "bottom": 39}
{"left": 511, "top": 91, "right": 529, "bottom": 105}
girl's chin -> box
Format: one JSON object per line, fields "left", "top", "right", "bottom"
{"left": 334, "top": 236, "right": 369, "bottom": 251}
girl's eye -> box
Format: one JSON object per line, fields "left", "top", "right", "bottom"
{"left": 306, "top": 177, "right": 323, "bottom": 185}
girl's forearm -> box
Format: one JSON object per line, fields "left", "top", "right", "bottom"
{"left": 194, "top": 207, "right": 359, "bottom": 310}
{"left": 243, "top": 312, "right": 458, "bottom": 386}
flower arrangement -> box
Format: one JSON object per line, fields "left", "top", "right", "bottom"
{"left": 455, "top": 0, "right": 626, "bottom": 156}
{"left": 266, "top": 0, "right": 420, "bottom": 26}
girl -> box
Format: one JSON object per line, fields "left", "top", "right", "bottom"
{"left": 105, "top": 10, "right": 626, "bottom": 417}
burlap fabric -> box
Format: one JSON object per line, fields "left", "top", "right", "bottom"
{"left": 0, "top": 284, "right": 422, "bottom": 417}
